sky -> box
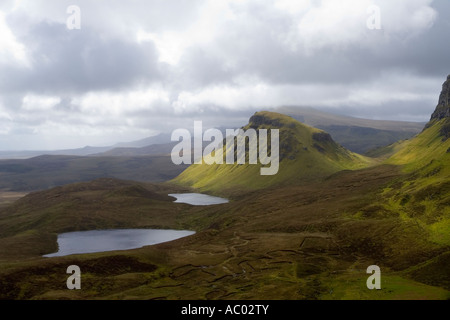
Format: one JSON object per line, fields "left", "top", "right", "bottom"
{"left": 0, "top": 0, "right": 449, "bottom": 150}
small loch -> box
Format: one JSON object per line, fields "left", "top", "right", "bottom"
{"left": 169, "top": 193, "right": 229, "bottom": 205}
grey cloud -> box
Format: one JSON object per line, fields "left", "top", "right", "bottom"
{"left": 0, "top": 0, "right": 449, "bottom": 150}
{"left": 1, "top": 20, "right": 163, "bottom": 95}
{"left": 319, "top": 99, "right": 436, "bottom": 122}
{"left": 173, "top": 0, "right": 449, "bottom": 89}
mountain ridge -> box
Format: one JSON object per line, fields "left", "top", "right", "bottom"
{"left": 172, "top": 111, "right": 373, "bottom": 195}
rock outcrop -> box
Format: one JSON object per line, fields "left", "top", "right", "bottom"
{"left": 430, "top": 75, "right": 450, "bottom": 120}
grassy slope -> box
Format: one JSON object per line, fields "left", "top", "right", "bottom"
{"left": 173, "top": 112, "right": 373, "bottom": 195}
{"left": 384, "top": 118, "right": 450, "bottom": 247}
{"left": 0, "top": 166, "right": 448, "bottom": 300}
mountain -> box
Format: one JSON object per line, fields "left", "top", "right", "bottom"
{"left": 0, "top": 146, "right": 113, "bottom": 160}
{"left": 94, "top": 127, "right": 233, "bottom": 157}
{"left": 93, "top": 142, "right": 178, "bottom": 157}
{"left": 0, "top": 109, "right": 422, "bottom": 160}
{"left": 277, "top": 106, "right": 424, "bottom": 154}
{"left": 172, "top": 111, "right": 373, "bottom": 195}
{"left": 111, "top": 133, "right": 172, "bottom": 148}
{"left": 277, "top": 106, "right": 425, "bottom": 131}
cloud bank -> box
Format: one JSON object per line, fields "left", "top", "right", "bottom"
{"left": 0, "top": 0, "right": 448, "bottom": 149}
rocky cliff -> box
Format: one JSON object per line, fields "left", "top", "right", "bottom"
{"left": 430, "top": 75, "right": 450, "bottom": 120}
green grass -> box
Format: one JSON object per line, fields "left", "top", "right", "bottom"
{"left": 0, "top": 166, "right": 448, "bottom": 299}
{"left": 321, "top": 273, "right": 450, "bottom": 300}
{"left": 378, "top": 118, "right": 450, "bottom": 248}
{"left": 387, "top": 119, "right": 450, "bottom": 172}
{"left": 172, "top": 111, "right": 373, "bottom": 195}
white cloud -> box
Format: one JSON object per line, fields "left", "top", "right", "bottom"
{"left": 75, "top": 86, "right": 170, "bottom": 117}
{"left": 137, "top": 0, "right": 237, "bottom": 65}
{"left": 0, "top": 11, "right": 30, "bottom": 67}
{"left": 273, "top": 0, "right": 438, "bottom": 53}
{"left": 22, "top": 94, "right": 61, "bottom": 111}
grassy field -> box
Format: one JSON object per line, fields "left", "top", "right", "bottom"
{"left": 0, "top": 164, "right": 448, "bottom": 300}
{"left": 0, "top": 191, "right": 28, "bottom": 210}
{"left": 0, "top": 113, "right": 448, "bottom": 300}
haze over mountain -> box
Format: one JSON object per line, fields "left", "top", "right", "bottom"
{"left": 0, "top": 133, "right": 173, "bottom": 160}
{"left": 278, "top": 106, "right": 425, "bottom": 154}
{"left": 0, "top": 108, "right": 424, "bottom": 160}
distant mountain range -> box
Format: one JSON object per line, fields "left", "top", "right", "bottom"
{"left": 277, "top": 106, "right": 425, "bottom": 153}
{"left": 0, "top": 108, "right": 424, "bottom": 160}
{"left": 0, "top": 106, "right": 427, "bottom": 192}
{"left": 0, "top": 133, "right": 173, "bottom": 159}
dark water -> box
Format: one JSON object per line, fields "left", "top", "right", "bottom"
{"left": 43, "top": 229, "right": 195, "bottom": 257}
{"left": 169, "top": 193, "right": 229, "bottom": 205}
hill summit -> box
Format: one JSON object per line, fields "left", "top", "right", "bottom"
{"left": 172, "top": 112, "right": 372, "bottom": 195}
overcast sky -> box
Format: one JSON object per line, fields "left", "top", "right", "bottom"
{"left": 0, "top": 0, "right": 449, "bottom": 150}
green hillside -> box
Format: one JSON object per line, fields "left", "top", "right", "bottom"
{"left": 381, "top": 76, "right": 450, "bottom": 249}
{"left": 382, "top": 118, "right": 450, "bottom": 247}
{"left": 173, "top": 111, "right": 373, "bottom": 195}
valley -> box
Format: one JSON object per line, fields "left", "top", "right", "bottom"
{"left": 1, "top": 0, "right": 449, "bottom": 304}
{"left": 0, "top": 85, "right": 449, "bottom": 300}
{"left": 0, "top": 164, "right": 448, "bottom": 300}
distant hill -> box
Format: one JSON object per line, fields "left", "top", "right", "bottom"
{"left": 0, "top": 133, "right": 173, "bottom": 160}
{"left": 0, "top": 109, "right": 424, "bottom": 159}
{"left": 172, "top": 111, "right": 373, "bottom": 195}
{"left": 93, "top": 142, "right": 178, "bottom": 157}
{"left": 278, "top": 106, "right": 425, "bottom": 131}
{"left": 109, "top": 133, "right": 173, "bottom": 149}
{"left": 0, "top": 155, "right": 188, "bottom": 191}
{"left": 277, "top": 106, "right": 424, "bottom": 154}
{"left": 93, "top": 128, "right": 233, "bottom": 157}
{"left": 0, "top": 146, "right": 112, "bottom": 160}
